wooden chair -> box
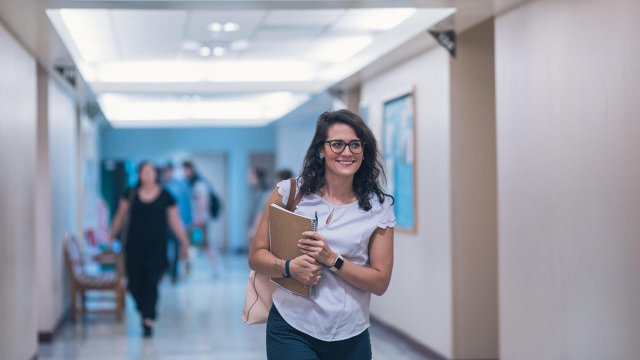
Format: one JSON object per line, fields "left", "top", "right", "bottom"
{"left": 63, "top": 235, "right": 126, "bottom": 321}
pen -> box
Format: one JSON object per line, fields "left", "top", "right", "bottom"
{"left": 313, "top": 211, "right": 318, "bottom": 231}
{"left": 311, "top": 210, "right": 319, "bottom": 298}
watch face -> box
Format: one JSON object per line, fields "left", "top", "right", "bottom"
{"left": 334, "top": 256, "right": 344, "bottom": 270}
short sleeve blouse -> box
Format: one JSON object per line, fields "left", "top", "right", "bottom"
{"left": 271, "top": 179, "right": 396, "bottom": 341}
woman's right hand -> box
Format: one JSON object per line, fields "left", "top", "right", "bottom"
{"left": 289, "top": 254, "right": 323, "bottom": 286}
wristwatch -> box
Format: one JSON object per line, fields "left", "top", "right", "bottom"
{"left": 329, "top": 254, "right": 344, "bottom": 272}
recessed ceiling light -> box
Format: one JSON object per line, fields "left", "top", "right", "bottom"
{"left": 223, "top": 22, "right": 240, "bottom": 32}
{"left": 212, "top": 47, "right": 226, "bottom": 56}
{"left": 208, "top": 22, "right": 223, "bottom": 32}
{"left": 199, "top": 46, "right": 211, "bottom": 57}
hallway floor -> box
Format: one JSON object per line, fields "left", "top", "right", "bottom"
{"left": 39, "top": 251, "right": 430, "bottom": 359}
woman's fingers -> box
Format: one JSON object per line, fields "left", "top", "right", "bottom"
{"left": 290, "top": 255, "right": 323, "bottom": 285}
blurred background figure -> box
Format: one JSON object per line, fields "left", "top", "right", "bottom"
{"left": 182, "top": 161, "right": 211, "bottom": 249}
{"left": 246, "top": 167, "right": 272, "bottom": 250}
{"left": 160, "top": 163, "right": 191, "bottom": 283}
{"left": 276, "top": 169, "right": 294, "bottom": 183}
{"left": 108, "top": 161, "right": 190, "bottom": 337}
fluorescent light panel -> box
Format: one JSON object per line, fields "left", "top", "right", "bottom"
{"left": 59, "top": 9, "right": 119, "bottom": 63}
{"left": 335, "top": 9, "right": 416, "bottom": 31}
{"left": 99, "top": 92, "right": 309, "bottom": 127}
{"left": 93, "top": 60, "right": 317, "bottom": 82}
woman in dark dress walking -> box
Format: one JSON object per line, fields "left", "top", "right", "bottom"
{"left": 109, "top": 161, "right": 190, "bottom": 337}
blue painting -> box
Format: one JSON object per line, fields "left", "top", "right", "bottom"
{"left": 359, "top": 105, "right": 369, "bottom": 126}
{"left": 382, "top": 93, "right": 416, "bottom": 231}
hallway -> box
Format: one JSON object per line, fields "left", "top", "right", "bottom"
{"left": 39, "top": 252, "right": 430, "bottom": 360}
{"left": 4, "top": 0, "right": 640, "bottom": 359}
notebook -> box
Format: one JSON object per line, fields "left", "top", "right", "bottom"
{"left": 268, "top": 203, "right": 316, "bottom": 297}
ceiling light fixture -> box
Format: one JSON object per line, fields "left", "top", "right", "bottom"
{"left": 58, "top": 9, "right": 118, "bottom": 64}
{"left": 98, "top": 92, "right": 310, "bottom": 127}
{"left": 199, "top": 46, "right": 211, "bottom": 57}
{"left": 208, "top": 22, "right": 239, "bottom": 32}
{"left": 92, "top": 60, "right": 316, "bottom": 83}
{"left": 212, "top": 47, "right": 226, "bottom": 56}
{"left": 208, "top": 22, "right": 223, "bottom": 32}
{"left": 336, "top": 9, "right": 417, "bottom": 31}
{"left": 223, "top": 22, "right": 240, "bottom": 32}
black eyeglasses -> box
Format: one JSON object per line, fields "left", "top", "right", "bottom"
{"left": 324, "top": 140, "right": 364, "bottom": 154}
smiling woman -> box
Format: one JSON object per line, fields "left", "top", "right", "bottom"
{"left": 248, "top": 109, "right": 396, "bottom": 359}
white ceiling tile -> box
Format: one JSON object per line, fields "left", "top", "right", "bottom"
{"left": 251, "top": 28, "right": 321, "bottom": 43}
{"left": 241, "top": 40, "right": 313, "bottom": 60}
{"left": 111, "top": 10, "right": 188, "bottom": 60}
{"left": 263, "top": 9, "right": 344, "bottom": 27}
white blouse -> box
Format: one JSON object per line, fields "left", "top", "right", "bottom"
{"left": 271, "top": 179, "right": 396, "bottom": 341}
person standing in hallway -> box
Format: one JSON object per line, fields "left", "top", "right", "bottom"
{"left": 247, "top": 167, "right": 273, "bottom": 247}
{"left": 161, "top": 163, "right": 191, "bottom": 283}
{"left": 249, "top": 109, "right": 395, "bottom": 359}
{"left": 276, "top": 168, "right": 294, "bottom": 184}
{"left": 182, "top": 160, "right": 211, "bottom": 249}
{"left": 109, "top": 161, "right": 190, "bottom": 337}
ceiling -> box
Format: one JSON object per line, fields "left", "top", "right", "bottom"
{"left": 0, "top": 0, "right": 532, "bottom": 128}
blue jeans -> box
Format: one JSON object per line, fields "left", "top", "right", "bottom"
{"left": 266, "top": 305, "right": 372, "bottom": 360}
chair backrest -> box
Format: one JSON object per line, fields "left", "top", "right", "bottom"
{"left": 63, "top": 235, "right": 84, "bottom": 278}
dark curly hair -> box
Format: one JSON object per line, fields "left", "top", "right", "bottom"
{"left": 299, "top": 109, "right": 393, "bottom": 211}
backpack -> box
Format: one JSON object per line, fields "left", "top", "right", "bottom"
{"left": 209, "top": 191, "right": 221, "bottom": 219}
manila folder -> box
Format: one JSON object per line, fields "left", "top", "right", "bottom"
{"left": 269, "top": 203, "right": 313, "bottom": 297}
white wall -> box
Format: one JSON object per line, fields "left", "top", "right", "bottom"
{"left": 0, "top": 21, "right": 38, "bottom": 360}
{"left": 496, "top": 0, "right": 640, "bottom": 358}
{"left": 361, "top": 48, "right": 454, "bottom": 357}
{"left": 275, "top": 92, "right": 334, "bottom": 175}
{"left": 450, "top": 19, "right": 498, "bottom": 359}
{"left": 36, "top": 74, "right": 78, "bottom": 335}
{"left": 36, "top": 66, "right": 55, "bottom": 333}
{"left": 51, "top": 77, "right": 79, "bottom": 326}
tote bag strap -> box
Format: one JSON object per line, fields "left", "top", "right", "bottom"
{"left": 286, "top": 178, "right": 303, "bottom": 211}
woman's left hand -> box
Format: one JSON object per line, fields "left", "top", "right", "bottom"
{"left": 180, "top": 243, "right": 189, "bottom": 260}
{"left": 298, "top": 231, "right": 336, "bottom": 267}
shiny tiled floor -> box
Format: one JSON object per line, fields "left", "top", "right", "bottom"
{"left": 39, "top": 251, "right": 430, "bottom": 359}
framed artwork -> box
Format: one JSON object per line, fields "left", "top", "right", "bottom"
{"left": 382, "top": 91, "right": 416, "bottom": 232}
{"left": 358, "top": 103, "right": 369, "bottom": 125}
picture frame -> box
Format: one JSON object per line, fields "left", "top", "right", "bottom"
{"left": 382, "top": 90, "right": 417, "bottom": 232}
{"left": 358, "top": 103, "right": 369, "bottom": 126}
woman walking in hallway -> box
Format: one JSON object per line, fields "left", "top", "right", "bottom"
{"left": 249, "top": 109, "right": 395, "bottom": 359}
{"left": 109, "top": 161, "right": 190, "bottom": 337}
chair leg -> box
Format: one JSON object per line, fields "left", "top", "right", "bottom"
{"left": 70, "top": 289, "right": 77, "bottom": 322}
{"left": 80, "top": 290, "right": 86, "bottom": 319}
{"left": 116, "top": 288, "right": 124, "bottom": 322}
